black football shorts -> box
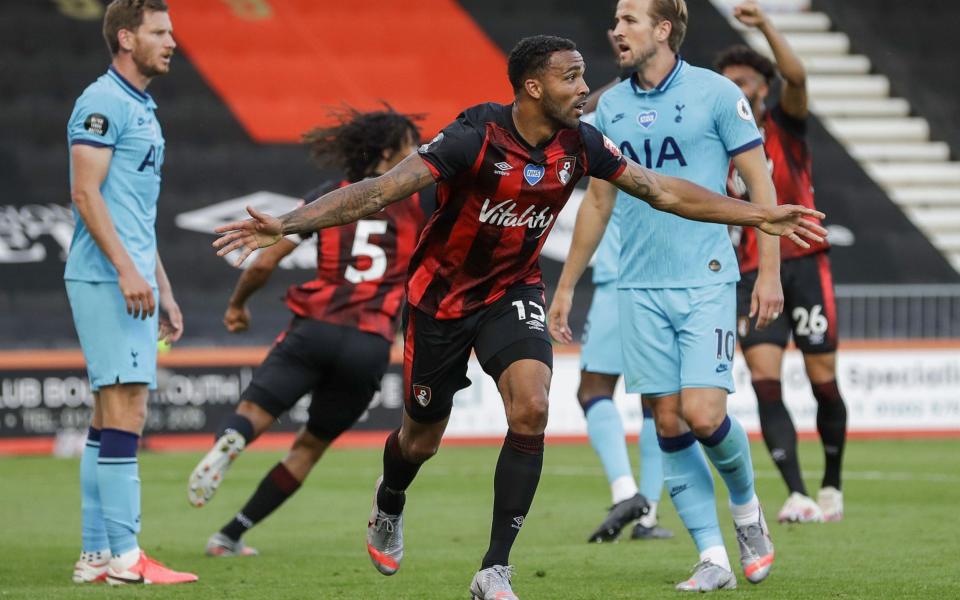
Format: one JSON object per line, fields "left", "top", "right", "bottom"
{"left": 737, "top": 252, "right": 838, "bottom": 354}
{"left": 242, "top": 317, "right": 391, "bottom": 439}
{"left": 402, "top": 284, "right": 553, "bottom": 424}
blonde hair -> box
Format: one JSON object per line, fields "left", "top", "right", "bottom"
{"left": 648, "top": 0, "right": 688, "bottom": 53}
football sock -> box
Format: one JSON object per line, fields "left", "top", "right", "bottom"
{"left": 698, "top": 415, "right": 757, "bottom": 508}
{"left": 637, "top": 409, "right": 664, "bottom": 528}
{"left": 812, "top": 380, "right": 847, "bottom": 490}
{"left": 216, "top": 413, "right": 255, "bottom": 445}
{"left": 729, "top": 494, "right": 761, "bottom": 527}
{"left": 97, "top": 428, "right": 140, "bottom": 556}
{"left": 753, "top": 379, "right": 807, "bottom": 495}
{"left": 700, "top": 545, "right": 732, "bottom": 572}
{"left": 377, "top": 429, "right": 423, "bottom": 515}
{"left": 583, "top": 396, "right": 636, "bottom": 503}
{"left": 481, "top": 430, "right": 544, "bottom": 569}
{"left": 81, "top": 427, "right": 109, "bottom": 554}
{"left": 638, "top": 409, "right": 664, "bottom": 504}
{"left": 221, "top": 462, "right": 301, "bottom": 541}
{"left": 659, "top": 432, "right": 724, "bottom": 553}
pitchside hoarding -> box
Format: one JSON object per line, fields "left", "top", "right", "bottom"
{"left": 1, "top": 348, "right": 957, "bottom": 446}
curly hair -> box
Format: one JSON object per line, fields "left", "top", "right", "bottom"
{"left": 714, "top": 44, "right": 777, "bottom": 85}
{"left": 302, "top": 105, "right": 423, "bottom": 183}
{"left": 507, "top": 35, "right": 578, "bottom": 93}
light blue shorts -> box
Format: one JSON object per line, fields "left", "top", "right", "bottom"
{"left": 580, "top": 281, "right": 622, "bottom": 375}
{"left": 619, "top": 283, "right": 736, "bottom": 395}
{"left": 66, "top": 280, "right": 158, "bottom": 391}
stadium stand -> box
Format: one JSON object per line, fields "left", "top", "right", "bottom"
{"left": 1, "top": 0, "right": 956, "bottom": 349}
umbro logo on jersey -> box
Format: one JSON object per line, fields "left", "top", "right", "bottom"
{"left": 526, "top": 319, "right": 545, "bottom": 332}
{"left": 611, "top": 113, "right": 626, "bottom": 123}
{"left": 413, "top": 385, "right": 432, "bottom": 407}
{"left": 494, "top": 162, "right": 514, "bottom": 176}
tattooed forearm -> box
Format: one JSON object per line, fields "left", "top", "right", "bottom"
{"left": 280, "top": 178, "right": 386, "bottom": 235}
{"left": 277, "top": 153, "right": 433, "bottom": 235}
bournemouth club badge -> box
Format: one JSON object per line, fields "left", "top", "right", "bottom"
{"left": 413, "top": 385, "right": 432, "bottom": 407}
{"left": 557, "top": 156, "right": 576, "bottom": 185}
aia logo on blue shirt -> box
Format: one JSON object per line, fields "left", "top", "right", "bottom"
{"left": 523, "top": 164, "right": 545, "bottom": 186}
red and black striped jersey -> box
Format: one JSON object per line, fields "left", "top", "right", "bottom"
{"left": 412, "top": 102, "right": 627, "bottom": 319}
{"left": 728, "top": 104, "right": 829, "bottom": 273}
{"left": 285, "top": 179, "right": 433, "bottom": 341}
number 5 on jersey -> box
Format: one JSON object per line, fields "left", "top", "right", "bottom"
{"left": 345, "top": 220, "right": 387, "bottom": 283}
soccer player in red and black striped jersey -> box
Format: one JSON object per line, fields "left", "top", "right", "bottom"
{"left": 214, "top": 35, "right": 825, "bottom": 598}
{"left": 187, "top": 108, "right": 432, "bottom": 557}
{"left": 718, "top": 1, "right": 847, "bottom": 525}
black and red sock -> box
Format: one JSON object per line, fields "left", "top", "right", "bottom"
{"left": 753, "top": 379, "right": 807, "bottom": 496}
{"left": 221, "top": 462, "right": 301, "bottom": 541}
{"left": 812, "top": 380, "right": 847, "bottom": 490}
{"left": 481, "top": 430, "right": 544, "bottom": 569}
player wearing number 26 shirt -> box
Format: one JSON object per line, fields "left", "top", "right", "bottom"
{"left": 212, "top": 35, "right": 825, "bottom": 598}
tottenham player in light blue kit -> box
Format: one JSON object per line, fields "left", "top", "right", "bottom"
{"left": 551, "top": 0, "right": 801, "bottom": 591}
{"left": 66, "top": 0, "right": 195, "bottom": 586}
{"left": 576, "top": 192, "right": 673, "bottom": 543}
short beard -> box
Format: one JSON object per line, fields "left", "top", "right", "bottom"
{"left": 132, "top": 46, "right": 168, "bottom": 79}
{"left": 542, "top": 92, "right": 578, "bottom": 129}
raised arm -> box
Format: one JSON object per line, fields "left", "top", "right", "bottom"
{"left": 214, "top": 153, "right": 434, "bottom": 265}
{"left": 71, "top": 144, "right": 155, "bottom": 319}
{"left": 735, "top": 0, "right": 807, "bottom": 118}
{"left": 547, "top": 178, "right": 617, "bottom": 344}
{"left": 609, "top": 157, "right": 826, "bottom": 243}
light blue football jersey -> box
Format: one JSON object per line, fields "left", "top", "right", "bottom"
{"left": 595, "top": 59, "right": 762, "bottom": 288}
{"left": 65, "top": 66, "right": 165, "bottom": 286}
{"left": 591, "top": 198, "right": 621, "bottom": 284}
{"left": 580, "top": 110, "right": 621, "bottom": 284}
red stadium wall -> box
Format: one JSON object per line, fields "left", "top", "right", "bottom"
{"left": 166, "top": 0, "right": 513, "bottom": 141}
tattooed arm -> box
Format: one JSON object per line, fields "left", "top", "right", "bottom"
{"left": 610, "top": 158, "right": 826, "bottom": 244}
{"left": 213, "top": 153, "right": 435, "bottom": 265}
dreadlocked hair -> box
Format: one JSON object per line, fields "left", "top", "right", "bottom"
{"left": 302, "top": 105, "right": 424, "bottom": 183}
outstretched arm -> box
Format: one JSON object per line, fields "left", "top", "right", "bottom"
{"left": 547, "top": 178, "right": 617, "bottom": 344}
{"left": 735, "top": 0, "right": 807, "bottom": 118}
{"left": 214, "top": 153, "right": 434, "bottom": 265}
{"left": 609, "top": 158, "right": 826, "bottom": 245}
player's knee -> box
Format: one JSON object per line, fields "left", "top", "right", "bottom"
{"left": 401, "top": 435, "right": 441, "bottom": 464}
{"left": 507, "top": 392, "right": 549, "bottom": 434}
{"left": 686, "top": 413, "right": 727, "bottom": 439}
{"left": 291, "top": 431, "right": 330, "bottom": 464}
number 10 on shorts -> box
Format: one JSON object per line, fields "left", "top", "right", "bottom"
{"left": 714, "top": 328, "right": 734, "bottom": 361}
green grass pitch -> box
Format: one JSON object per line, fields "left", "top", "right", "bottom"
{"left": 1, "top": 439, "right": 957, "bottom": 599}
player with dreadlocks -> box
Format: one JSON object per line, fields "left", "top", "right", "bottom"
{"left": 187, "top": 107, "right": 434, "bottom": 556}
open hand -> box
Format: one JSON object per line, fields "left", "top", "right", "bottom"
{"left": 548, "top": 288, "right": 575, "bottom": 344}
{"left": 758, "top": 205, "right": 827, "bottom": 248}
{"left": 158, "top": 292, "right": 184, "bottom": 343}
{"left": 212, "top": 206, "right": 283, "bottom": 266}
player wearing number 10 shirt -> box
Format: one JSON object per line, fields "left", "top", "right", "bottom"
{"left": 212, "top": 35, "right": 825, "bottom": 599}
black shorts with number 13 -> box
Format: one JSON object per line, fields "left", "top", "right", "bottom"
{"left": 402, "top": 284, "right": 554, "bottom": 423}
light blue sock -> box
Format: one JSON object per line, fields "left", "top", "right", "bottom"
{"left": 659, "top": 432, "right": 723, "bottom": 552}
{"left": 584, "top": 397, "right": 634, "bottom": 492}
{"left": 698, "top": 415, "right": 756, "bottom": 506}
{"left": 97, "top": 428, "right": 141, "bottom": 555}
{"left": 638, "top": 411, "right": 664, "bottom": 503}
{"left": 81, "top": 427, "right": 109, "bottom": 553}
